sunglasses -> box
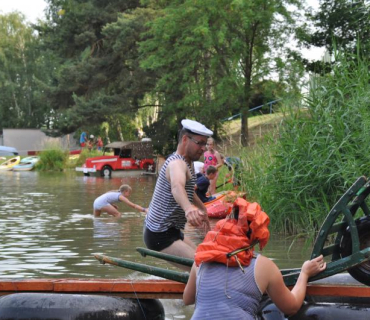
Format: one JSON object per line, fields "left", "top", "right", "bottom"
{"left": 186, "top": 135, "right": 207, "bottom": 147}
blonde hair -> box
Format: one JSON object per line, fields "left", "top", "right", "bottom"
{"left": 207, "top": 137, "right": 215, "bottom": 144}
{"left": 119, "top": 184, "right": 132, "bottom": 193}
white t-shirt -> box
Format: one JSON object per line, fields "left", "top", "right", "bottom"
{"left": 194, "top": 161, "right": 204, "bottom": 174}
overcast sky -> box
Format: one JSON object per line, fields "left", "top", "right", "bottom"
{"left": 0, "top": 0, "right": 47, "bottom": 23}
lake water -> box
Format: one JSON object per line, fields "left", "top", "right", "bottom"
{"left": 0, "top": 170, "right": 312, "bottom": 319}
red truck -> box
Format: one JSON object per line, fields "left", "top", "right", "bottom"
{"left": 75, "top": 140, "right": 156, "bottom": 177}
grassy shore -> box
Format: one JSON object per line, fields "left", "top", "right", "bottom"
{"left": 218, "top": 51, "right": 370, "bottom": 239}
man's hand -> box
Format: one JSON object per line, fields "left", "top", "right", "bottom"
{"left": 185, "top": 205, "right": 209, "bottom": 229}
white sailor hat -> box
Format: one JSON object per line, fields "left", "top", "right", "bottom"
{"left": 181, "top": 119, "right": 213, "bottom": 136}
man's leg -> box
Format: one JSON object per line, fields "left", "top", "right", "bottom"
{"left": 161, "top": 236, "right": 196, "bottom": 271}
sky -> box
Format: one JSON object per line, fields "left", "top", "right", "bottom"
{"left": 0, "top": 0, "right": 48, "bottom": 23}
{"left": 0, "top": 0, "right": 325, "bottom": 60}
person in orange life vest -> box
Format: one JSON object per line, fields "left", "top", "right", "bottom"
{"left": 144, "top": 119, "right": 212, "bottom": 266}
{"left": 203, "top": 137, "right": 222, "bottom": 195}
{"left": 195, "top": 165, "right": 217, "bottom": 203}
{"left": 183, "top": 198, "right": 326, "bottom": 319}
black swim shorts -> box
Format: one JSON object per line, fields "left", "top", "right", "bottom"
{"left": 143, "top": 226, "right": 184, "bottom": 251}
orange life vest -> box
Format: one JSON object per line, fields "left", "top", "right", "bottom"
{"left": 195, "top": 197, "right": 270, "bottom": 267}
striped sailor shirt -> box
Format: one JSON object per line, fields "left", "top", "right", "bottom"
{"left": 145, "top": 153, "right": 196, "bottom": 232}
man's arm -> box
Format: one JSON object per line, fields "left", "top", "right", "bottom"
{"left": 167, "top": 159, "right": 193, "bottom": 210}
{"left": 167, "top": 159, "right": 208, "bottom": 227}
{"left": 193, "top": 192, "right": 210, "bottom": 232}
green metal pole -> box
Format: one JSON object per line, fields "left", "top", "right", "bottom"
{"left": 136, "top": 247, "right": 194, "bottom": 267}
{"left": 94, "top": 254, "right": 189, "bottom": 284}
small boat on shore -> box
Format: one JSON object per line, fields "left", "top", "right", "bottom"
{"left": 12, "top": 156, "right": 40, "bottom": 171}
{"left": 21, "top": 156, "right": 40, "bottom": 164}
{"left": 0, "top": 156, "right": 20, "bottom": 171}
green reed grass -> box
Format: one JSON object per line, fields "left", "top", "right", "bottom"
{"left": 237, "top": 50, "right": 370, "bottom": 236}
{"left": 35, "top": 142, "right": 68, "bottom": 171}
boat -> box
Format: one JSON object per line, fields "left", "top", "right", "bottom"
{"left": 21, "top": 156, "right": 40, "bottom": 164}
{"left": 12, "top": 156, "right": 40, "bottom": 171}
{"left": 205, "top": 190, "right": 246, "bottom": 218}
{"left": 0, "top": 156, "right": 21, "bottom": 171}
{"left": 205, "top": 192, "right": 230, "bottom": 218}
{"left": 0, "top": 274, "right": 370, "bottom": 320}
{"left": 91, "top": 177, "right": 370, "bottom": 319}
{"left": 0, "top": 280, "right": 165, "bottom": 320}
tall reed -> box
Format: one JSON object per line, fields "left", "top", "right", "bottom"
{"left": 239, "top": 50, "right": 370, "bottom": 236}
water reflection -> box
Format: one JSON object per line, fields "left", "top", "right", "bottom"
{"left": 0, "top": 170, "right": 312, "bottom": 319}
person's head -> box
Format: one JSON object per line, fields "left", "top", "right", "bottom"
{"left": 119, "top": 184, "right": 132, "bottom": 197}
{"left": 206, "top": 137, "right": 215, "bottom": 152}
{"left": 178, "top": 119, "right": 213, "bottom": 161}
{"left": 205, "top": 165, "right": 217, "bottom": 180}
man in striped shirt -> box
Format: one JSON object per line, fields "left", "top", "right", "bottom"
{"left": 144, "top": 119, "right": 212, "bottom": 268}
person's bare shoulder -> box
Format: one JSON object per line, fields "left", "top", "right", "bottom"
{"left": 166, "top": 158, "right": 188, "bottom": 179}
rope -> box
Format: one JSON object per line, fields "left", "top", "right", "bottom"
{"left": 130, "top": 277, "right": 147, "bottom": 320}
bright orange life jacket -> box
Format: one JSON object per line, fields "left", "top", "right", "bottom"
{"left": 195, "top": 197, "right": 270, "bottom": 267}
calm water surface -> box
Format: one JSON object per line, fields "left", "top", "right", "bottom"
{"left": 0, "top": 170, "right": 313, "bottom": 319}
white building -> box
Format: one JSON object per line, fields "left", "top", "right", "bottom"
{"left": 1, "top": 129, "right": 79, "bottom": 156}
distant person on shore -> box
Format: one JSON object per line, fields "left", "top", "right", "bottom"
{"left": 96, "top": 136, "right": 104, "bottom": 151}
{"left": 203, "top": 137, "right": 222, "bottom": 195}
{"left": 195, "top": 165, "right": 217, "bottom": 203}
{"left": 183, "top": 198, "right": 326, "bottom": 319}
{"left": 224, "top": 156, "right": 242, "bottom": 190}
{"left": 144, "top": 119, "right": 212, "bottom": 265}
{"left": 87, "top": 135, "right": 95, "bottom": 151}
{"left": 93, "top": 184, "right": 147, "bottom": 218}
{"left": 80, "top": 130, "right": 88, "bottom": 148}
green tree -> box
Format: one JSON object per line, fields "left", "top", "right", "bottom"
{"left": 308, "top": 0, "right": 370, "bottom": 58}
{"left": 140, "top": 0, "right": 301, "bottom": 145}
{"left": 38, "top": 0, "right": 157, "bottom": 136}
{"left": 0, "top": 12, "right": 51, "bottom": 131}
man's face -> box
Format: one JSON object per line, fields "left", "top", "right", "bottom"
{"left": 185, "top": 134, "right": 208, "bottom": 161}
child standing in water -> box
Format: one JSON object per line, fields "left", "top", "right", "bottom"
{"left": 93, "top": 184, "right": 147, "bottom": 218}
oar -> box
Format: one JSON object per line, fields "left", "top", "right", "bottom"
{"left": 216, "top": 179, "right": 232, "bottom": 189}
{"left": 94, "top": 253, "right": 314, "bottom": 286}
{"left": 136, "top": 247, "right": 194, "bottom": 267}
{"left": 94, "top": 254, "right": 189, "bottom": 284}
